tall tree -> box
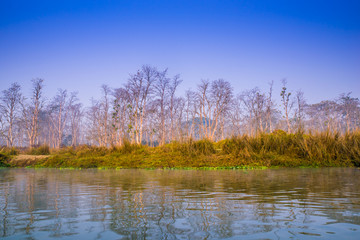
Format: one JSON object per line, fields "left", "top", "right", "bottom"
{"left": 48, "top": 89, "right": 69, "bottom": 148}
{"left": 126, "top": 65, "right": 157, "bottom": 144}
{"left": 0, "top": 83, "right": 23, "bottom": 147}
{"left": 338, "top": 93, "right": 359, "bottom": 133}
{"left": 168, "top": 75, "right": 182, "bottom": 142}
{"left": 154, "top": 69, "right": 170, "bottom": 145}
{"left": 99, "top": 85, "right": 112, "bottom": 146}
{"left": 195, "top": 79, "right": 233, "bottom": 141}
{"left": 67, "top": 92, "right": 83, "bottom": 146}
{"left": 265, "top": 80, "right": 274, "bottom": 133}
{"left": 112, "top": 87, "right": 132, "bottom": 146}
{"left": 294, "top": 90, "right": 306, "bottom": 132}
{"left": 239, "top": 88, "right": 266, "bottom": 136}
{"left": 280, "top": 79, "right": 293, "bottom": 133}
{"left": 21, "top": 78, "right": 44, "bottom": 147}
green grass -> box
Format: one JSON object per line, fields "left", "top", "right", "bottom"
{"left": 3, "top": 131, "right": 360, "bottom": 169}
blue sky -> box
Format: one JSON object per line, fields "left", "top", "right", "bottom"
{"left": 1, "top": 0, "right": 359, "bottom": 105}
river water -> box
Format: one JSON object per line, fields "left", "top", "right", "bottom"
{"left": 0, "top": 168, "right": 359, "bottom": 239}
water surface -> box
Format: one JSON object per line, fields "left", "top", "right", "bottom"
{"left": 0, "top": 168, "right": 359, "bottom": 239}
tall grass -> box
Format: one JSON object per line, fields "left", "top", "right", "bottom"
{"left": 27, "top": 145, "right": 51, "bottom": 155}
{"left": 0, "top": 147, "right": 19, "bottom": 156}
{"left": 4, "top": 131, "right": 360, "bottom": 168}
{"left": 222, "top": 131, "right": 360, "bottom": 167}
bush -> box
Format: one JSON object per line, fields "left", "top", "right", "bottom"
{"left": 28, "top": 145, "right": 50, "bottom": 155}
{"left": 112, "top": 140, "right": 145, "bottom": 154}
{"left": 0, "top": 147, "right": 19, "bottom": 155}
{"left": 0, "top": 153, "right": 10, "bottom": 167}
{"left": 178, "top": 139, "right": 215, "bottom": 156}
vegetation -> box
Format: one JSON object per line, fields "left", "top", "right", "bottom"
{"left": 27, "top": 145, "right": 51, "bottom": 155}
{"left": 0, "top": 152, "right": 10, "bottom": 167}
{"left": 2, "top": 131, "right": 358, "bottom": 169}
{"left": 0, "top": 67, "right": 359, "bottom": 169}
{"left": 0, "top": 65, "right": 359, "bottom": 151}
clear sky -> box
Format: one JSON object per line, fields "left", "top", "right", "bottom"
{"left": 1, "top": 0, "right": 359, "bottom": 105}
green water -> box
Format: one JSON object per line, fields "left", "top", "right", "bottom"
{"left": 0, "top": 168, "right": 359, "bottom": 239}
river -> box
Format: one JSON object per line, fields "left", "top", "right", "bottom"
{"left": 0, "top": 168, "right": 359, "bottom": 239}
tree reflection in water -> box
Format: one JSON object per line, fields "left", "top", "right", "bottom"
{"left": 0, "top": 168, "right": 360, "bottom": 239}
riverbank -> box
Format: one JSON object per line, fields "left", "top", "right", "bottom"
{"left": 1, "top": 131, "right": 359, "bottom": 168}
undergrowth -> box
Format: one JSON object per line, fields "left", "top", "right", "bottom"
{"left": 3, "top": 131, "right": 360, "bottom": 168}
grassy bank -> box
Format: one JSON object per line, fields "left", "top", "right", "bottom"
{"left": 2, "top": 131, "right": 360, "bottom": 168}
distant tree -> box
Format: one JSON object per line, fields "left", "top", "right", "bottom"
{"left": 67, "top": 92, "right": 83, "bottom": 147}
{"left": 195, "top": 79, "right": 233, "bottom": 141}
{"left": 86, "top": 85, "right": 112, "bottom": 147}
{"left": 294, "top": 90, "right": 306, "bottom": 132}
{"left": 21, "top": 78, "right": 44, "bottom": 147}
{"left": 265, "top": 80, "right": 274, "bottom": 133}
{"left": 168, "top": 75, "right": 182, "bottom": 141}
{"left": 47, "top": 89, "right": 69, "bottom": 148}
{"left": 280, "top": 79, "right": 293, "bottom": 133}
{"left": 125, "top": 65, "right": 157, "bottom": 144}
{"left": 338, "top": 93, "right": 359, "bottom": 133}
{"left": 0, "top": 83, "right": 23, "bottom": 147}
{"left": 183, "top": 89, "right": 197, "bottom": 140}
{"left": 239, "top": 88, "right": 267, "bottom": 136}
{"left": 154, "top": 68, "right": 170, "bottom": 145}
{"left": 229, "top": 94, "right": 243, "bottom": 136}
{"left": 112, "top": 87, "right": 131, "bottom": 146}
{"left": 306, "top": 100, "right": 340, "bottom": 132}
{"left": 99, "top": 85, "right": 112, "bottom": 146}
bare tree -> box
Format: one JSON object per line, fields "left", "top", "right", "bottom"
{"left": 229, "top": 95, "right": 243, "bottom": 136}
{"left": 183, "top": 89, "right": 197, "bottom": 141}
{"left": 265, "top": 80, "right": 274, "bottom": 133}
{"left": 47, "top": 89, "right": 69, "bottom": 148}
{"left": 306, "top": 100, "right": 339, "bottom": 133}
{"left": 0, "top": 83, "right": 23, "bottom": 147}
{"left": 21, "top": 78, "right": 44, "bottom": 147}
{"left": 86, "top": 99, "right": 102, "bottom": 146}
{"left": 196, "top": 80, "right": 211, "bottom": 139}
{"left": 100, "top": 85, "right": 112, "bottom": 146}
{"left": 126, "top": 65, "right": 157, "bottom": 144}
{"left": 168, "top": 75, "right": 182, "bottom": 142}
{"left": 171, "top": 96, "right": 185, "bottom": 141}
{"left": 154, "top": 69, "right": 170, "bottom": 145}
{"left": 280, "top": 79, "right": 293, "bottom": 133}
{"left": 195, "top": 79, "right": 233, "bottom": 141}
{"left": 239, "top": 88, "right": 267, "bottom": 136}
{"left": 294, "top": 90, "right": 306, "bottom": 132}
{"left": 112, "top": 87, "right": 131, "bottom": 146}
{"left": 209, "top": 79, "right": 233, "bottom": 140}
{"left": 338, "top": 93, "right": 359, "bottom": 133}
{"left": 67, "top": 92, "right": 83, "bottom": 146}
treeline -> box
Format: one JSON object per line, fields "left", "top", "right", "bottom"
{"left": 0, "top": 65, "right": 359, "bottom": 148}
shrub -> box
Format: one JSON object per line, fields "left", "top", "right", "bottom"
{"left": 28, "top": 145, "right": 50, "bottom": 155}
{"left": 178, "top": 139, "right": 215, "bottom": 156}
{"left": 0, "top": 153, "right": 10, "bottom": 167}
{"left": 0, "top": 147, "right": 19, "bottom": 155}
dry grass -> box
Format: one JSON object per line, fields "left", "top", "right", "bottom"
{"left": 2, "top": 131, "right": 359, "bottom": 168}
{"left": 8, "top": 154, "right": 49, "bottom": 167}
